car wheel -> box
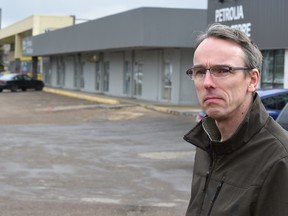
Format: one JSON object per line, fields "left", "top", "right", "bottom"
{"left": 11, "top": 85, "right": 18, "bottom": 92}
{"left": 22, "top": 88, "right": 27, "bottom": 91}
{"left": 0, "top": 89, "right": 3, "bottom": 92}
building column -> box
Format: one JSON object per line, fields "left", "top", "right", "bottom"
{"left": 15, "top": 58, "right": 21, "bottom": 73}
{"left": 32, "top": 56, "right": 38, "bottom": 79}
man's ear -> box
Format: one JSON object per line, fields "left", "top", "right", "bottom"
{"left": 248, "top": 69, "right": 260, "bottom": 92}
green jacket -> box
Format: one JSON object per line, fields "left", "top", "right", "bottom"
{"left": 184, "top": 94, "right": 288, "bottom": 216}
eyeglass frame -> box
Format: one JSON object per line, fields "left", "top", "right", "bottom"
{"left": 186, "top": 65, "right": 251, "bottom": 81}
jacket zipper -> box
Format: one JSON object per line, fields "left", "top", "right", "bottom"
{"left": 198, "top": 152, "right": 217, "bottom": 215}
{"left": 207, "top": 176, "right": 225, "bottom": 216}
{"left": 199, "top": 152, "right": 225, "bottom": 216}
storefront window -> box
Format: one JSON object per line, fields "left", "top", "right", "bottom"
{"left": 261, "top": 49, "right": 284, "bottom": 89}
{"left": 57, "top": 56, "right": 65, "bottom": 87}
{"left": 123, "top": 61, "right": 131, "bottom": 95}
{"left": 133, "top": 62, "right": 142, "bottom": 96}
{"left": 42, "top": 57, "right": 51, "bottom": 84}
{"left": 103, "top": 61, "right": 109, "bottom": 92}
{"left": 162, "top": 61, "right": 172, "bottom": 100}
{"left": 95, "top": 62, "right": 101, "bottom": 91}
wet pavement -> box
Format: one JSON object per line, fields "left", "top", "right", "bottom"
{"left": 0, "top": 90, "right": 197, "bottom": 215}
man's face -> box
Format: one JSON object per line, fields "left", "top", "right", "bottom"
{"left": 193, "top": 37, "right": 255, "bottom": 121}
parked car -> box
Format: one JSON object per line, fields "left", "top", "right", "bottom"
{"left": 276, "top": 102, "right": 288, "bottom": 130}
{"left": 258, "top": 89, "right": 288, "bottom": 120}
{"left": 196, "top": 89, "right": 288, "bottom": 122}
{"left": 0, "top": 74, "right": 44, "bottom": 92}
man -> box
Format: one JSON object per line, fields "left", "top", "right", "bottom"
{"left": 183, "top": 23, "right": 288, "bottom": 216}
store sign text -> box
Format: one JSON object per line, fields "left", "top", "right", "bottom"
{"left": 215, "top": 5, "right": 252, "bottom": 37}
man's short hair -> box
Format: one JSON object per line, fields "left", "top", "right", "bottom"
{"left": 195, "top": 23, "right": 263, "bottom": 72}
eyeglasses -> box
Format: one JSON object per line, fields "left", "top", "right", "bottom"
{"left": 186, "top": 65, "right": 250, "bottom": 81}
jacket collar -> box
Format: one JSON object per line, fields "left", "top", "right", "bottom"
{"left": 183, "top": 93, "right": 270, "bottom": 155}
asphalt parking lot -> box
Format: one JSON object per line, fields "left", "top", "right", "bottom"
{"left": 0, "top": 90, "right": 196, "bottom": 216}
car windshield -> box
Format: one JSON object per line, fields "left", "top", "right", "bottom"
{"left": 276, "top": 103, "right": 288, "bottom": 130}
{"left": 0, "top": 74, "right": 17, "bottom": 81}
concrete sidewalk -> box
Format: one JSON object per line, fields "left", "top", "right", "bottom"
{"left": 43, "top": 87, "right": 201, "bottom": 118}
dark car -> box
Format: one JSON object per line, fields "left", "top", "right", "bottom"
{"left": 196, "top": 88, "right": 288, "bottom": 122}
{"left": 258, "top": 89, "right": 288, "bottom": 120}
{"left": 276, "top": 103, "right": 288, "bottom": 130}
{"left": 0, "top": 74, "right": 44, "bottom": 92}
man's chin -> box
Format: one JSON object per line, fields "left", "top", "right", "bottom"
{"left": 205, "top": 109, "right": 226, "bottom": 120}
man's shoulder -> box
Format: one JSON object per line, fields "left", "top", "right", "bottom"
{"left": 261, "top": 117, "right": 288, "bottom": 154}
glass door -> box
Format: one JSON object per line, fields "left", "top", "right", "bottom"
{"left": 162, "top": 61, "right": 172, "bottom": 100}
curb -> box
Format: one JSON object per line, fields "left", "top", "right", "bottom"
{"left": 44, "top": 87, "right": 120, "bottom": 105}
{"left": 143, "top": 104, "right": 199, "bottom": 117}
{"left": 43, "top": 87, "right": 200, "bottom": 117}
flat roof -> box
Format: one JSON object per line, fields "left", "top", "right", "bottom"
{"left": 30, "top": 7, "right": 207, "bottom": 56}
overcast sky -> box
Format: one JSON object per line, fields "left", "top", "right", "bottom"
{"left": 0, "top": 0, "right": 207, "bottom": 28}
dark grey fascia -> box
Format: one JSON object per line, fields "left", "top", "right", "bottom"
{"left": 207, "top": 0, "right": 288, "bottom": 50}
{"left": 29, "top": 7, "right": 207, "bottom": 56}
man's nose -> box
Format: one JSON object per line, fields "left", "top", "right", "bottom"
{"left": 203, "top": 70, "right": 216, "bottom": 88}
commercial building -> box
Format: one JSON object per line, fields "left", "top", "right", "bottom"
{"left": 0, "top": 15, "right": 74, "bottom": 76}
{"left": 29, "top": 7, "right": 207, "bottom": 105}
{"left": 208, "top": 0, "right": 288, "bottom": 89}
